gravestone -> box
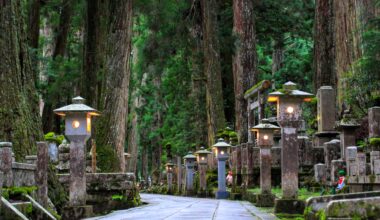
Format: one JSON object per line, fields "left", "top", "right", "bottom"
{"left": 374, "top": 160, "right": 380, "bottom": 175}
{"left": 331, "top": 160, "right": 345, "bottom": 184}
{"left": 369, "top": 107, "right": 380, "bottom": 138}
{"left": 370, "top": 151, "right": 380, "bottom": 175}
{"left": 324, "top": 139, "right": 341, "bottom": 169}
{"left": 337, "top": 111, "right": 360, "bottom": 160}
{"left": 356, "top": 153, "right": 366, "bottom": 176}
{"left": 347, "top": 146, "right": 358, "bottom": 176}
{"left": 314, "top": 86, "right": 339, "bottom": 146}
{"left": 314, "top": 163, "right": 327, "bottom": 183}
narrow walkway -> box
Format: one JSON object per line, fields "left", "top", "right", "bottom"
{"left": 87, "top": 193, "right": 277, "bottom": 220}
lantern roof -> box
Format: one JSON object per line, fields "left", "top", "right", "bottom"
{"left": 251, "top": 119, "right": 280, "bottom": 131}
{"left": 195, "top": 147, "right": 211, "bottom": 155}
{"left": 183, "top": 151, "right": 196, "bottom": 159}
{"left": 213, "top": 138, "right": 232, "bottom": 148}
{"left": 54, "top": 96, "right": 100, "bottom": 116}
{"left": 165, "top": 162, "right": 175, "bottom": 167}
{"left": 268, "top": 81, "right": 314, "bottom": 102}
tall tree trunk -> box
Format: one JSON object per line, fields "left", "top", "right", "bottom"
{"left": 42, "top": 0, "right": 74, "bottom": 134}
{"left": 127, "top": 91, "right": 139, "bottom": 173}
{"left": 151, "top": 75, "right": 163, "bottom": 184}
{"left": 81, "top": 0, "right": 107, "bottom": 108}
{"left": 27, "top": 0, "right": 41, "bottom": 82}
{"left": 271, "top": 37, "right": 284, "bottom": 89}
{"left": 232, "top": 0, "right": 257, "bottom": 144}
{"left": 189, "top": 0, "right": 207, "bottom": 146}
{"left": 0, "top": 0, "right": 43, "bottom": 160}
{"left": 313, "top": 0, "right": 336, "bottom": 92}
{"left": 201, "top": 0, "right": 226, "bottom": 146}
{"left": 95, "top": 0, "right": 133, "bottom": 172}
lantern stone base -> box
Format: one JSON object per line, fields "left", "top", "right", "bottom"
{"left": 256, "top": 193, "right": 275, "bottom": 207}
{"left": 216, "top": 190, "right": 229, "bottom": 199}
{"left": 62, "top": 205, "right": 93, "bottom": 220}
{"left": 274, "top": 198, "right": 305, "bottom": 214}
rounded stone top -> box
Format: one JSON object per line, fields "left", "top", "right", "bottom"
{"left": 283, "top": 81, "right": 297, "bottom": 90}
{"left": 54, "top": 96, "right": 100, "bottom": 116}
{"left": 251, "top": 118, "right": 280, "bottom": 131}
{"left": 0, "top": 142, "right": 12, "bottom": 148}
{"left": 183, "top": 151, "right": 196, "bottom": 160}
{"left": 195, "top": 146, "right": 211, "bottom": 155}
{"left": 72, "top": 96, "right": 85, "bottom": 104}
{"left": 213, "top": 138, "right": 231, "bottom": 148}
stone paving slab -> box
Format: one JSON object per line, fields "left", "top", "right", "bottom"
{"left": 86, "top": 193, "right": 278, "bottom": 220}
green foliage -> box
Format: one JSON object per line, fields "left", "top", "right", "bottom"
{"left": 370, "top": 137, "right": 380, "bottom": 147}
{"left": 343, "top": 15, "right": 380, "bottom": 115}
{"left": 1, "top": 186, "right": 37, "bottom": 199}
{"left": 111, "top": 194, "right": 124, "bottom": 201}
{"left": 44, "top": 132, "right": 65, "bottom": 144}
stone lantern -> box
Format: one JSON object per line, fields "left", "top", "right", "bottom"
{"left": 54, "top": 96, "right": 100, "bottom": 216}
{"left": 251, "top": 119, "right": 279, "bottom": 207}
{"left": 195, "top": 147, "right": 211, "bottom": 196}
{"left": 213, "top": 138, "right": 231, "bottom": 199}
{"left": 183, "top": 151, "right": 196, "bottom": 195}
{"left": 165, "top": 162, "right": 175, "bottom": 194}
{"left": 267, "top": 82, "right": 313, "bottom": 213}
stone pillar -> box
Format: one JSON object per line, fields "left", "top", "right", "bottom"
{"left": 369, "top": 107, "right": 380, "bottom": 138}
{"left": 36, "top": 142, "right": 48, "bottom": 207}
{"left": 69, "top": 140, "right": 86, "bottom": 206}
{"left": 331, "top": 160, "right": 345, "bottom": 184}
{"left": 185, "top": 164, "right": 194, "bottom": 194}
{"left": 177, "top": 156, "right": 182, "bottom": 194}
{"left": 241, "top": 143, "right": 248, "bottom": 188}
{"left": 356, "top": 153, "right": 366, "bottom": 176}
{"left": 279, "top": 123, "right": 300, "bottom": 199}
{"left": 199, "top": 164, "right": 207, "bottom": 194}
{"left": 216, "top": 158, "right": 228, "bottom": 199}
{"left": 0, "top": 171, "right": 2, "bottom": 213}
{"left": 374, "top": 159, "right": 380, "bottom": 175}
{"left": 346, "top": 146, "right": 358, "bottom": 176}
{"left": 247, "top": 143, "right": 254, "bottom": 187}
{"left": 370, "top": 151, "right": 380, "bottom": 174}
{"left": 58, "top": 143, "right": 70, "bottom": 173}
{"left": 236, "top": 145, "right": 242, "bottom": 186}
{"left": 260, "top": 146, "right": 272, "bottom": 194}
{"left": 324, "top": 140, "right": 341, "bottom": 169}
{"left": 91, "top": 140, "right": 96, "bottom": 173}
{"left": 167, "top": 172, "right": 173, "bottom": 194}
{"left": 340, "top": 129, "right": 357, "bottom": 160}
{"left": 0, "top": 142, "right": 13, "bottom": 187}
{"left": 314, "top": 163, "right": 327, "bottom": 184}
{"left": 317, "top": 86, "right": 336, "bottom": 132}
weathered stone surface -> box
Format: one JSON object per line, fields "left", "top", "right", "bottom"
{"left": 326, "top": 196, "right": 380, "bottom": 218}
{"left": 241, "top": 143, "right": 248, "bottom": 175}
{"left": 324, "top": 139, "right": 341, "bottom": 169}
{"left": 312, "top": 146, "right": 325, "bottom": 164}
{"left": 0, "top": 171, "right": 3, "bottom": 212}
{"left": 62, "top": 205, "right": 93, "bottom": 220}
{"left": 59, "top": 143, "right": 70, "bottom": 153}
{"left": 274, "top": 198, "right": 305, "bottom": 214}
{"left": 256, "top": 193, "right": 275, "bottom": 207}
{"left": 25, "top": 155, "right": 37, "bottom": 164}
{"left": 317, "top": 86, "right": 336, "bottom": 132}
{"left": 59, "top": 153, "right": 70, "bottom": 161}
{"left": 346, "top": 146, "right": 358, "bottom": 176}
{"left": 279, "top": 125, "right": 300, "bottom": 199}
{"left": 12, "top": 162, "right": 36, "bottom": 186}
{"left": 298, "top": 136, "right": 314, "bottom": 166}
{"left": 371, "top": 151, "right": 380, "bottom": 175}
{"left": 271, "top": 147, "right": 281, "bottom": 168}
{"left": 0, "top": 142, "right": 13, "bottom": 187}
{"left": 374, "top": 160, "right": 380, "bottom": 175}
{"left": 260, "top": 146, "right": 272, "bottom": 194}
{"left": 368, "top": 107, "right": 380, "bottom": 138}
{"left": 356, "top": 153, "right": 366, "bottom": 176}
{"left": 58, "top": 173, "right": 135, "bottom": 190}
{"left": 314, "top": 163, "right": 327, "bottom": 183}
{"left": 36, "top": 142, "right": 48, "bottom": 207}
{"left": 69, "top": 141, "right": 86, "bottom": 206}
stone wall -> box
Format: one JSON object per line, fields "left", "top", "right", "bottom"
{"left": 11, "top": 162, "right": 36, "bottom": 187}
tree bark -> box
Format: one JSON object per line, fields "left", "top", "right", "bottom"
{"left": 81, "top": 0, "right": 107, "bottom": 108}
{"left": 27, "top": 0, "right": 41, "bottom": 83}
{"left": 232, "top": 0, "right": 257, "bottom": 144}
{"left": 201, "top": 0, "right": 226, "bottom": 146}
{"left": 313, "top": 0, "right": 336, "bottom": 92}
{"left": 42, "top": 0, "right": 74, "bottom": 134}
{"left": 0, "top": 0, "right": 43, "bottom": 160}
{"left": 95, "top": 0, "right": 133, "bottom": 172}
{"left": 271, "top": 37, "right": 284, "bottom": 89}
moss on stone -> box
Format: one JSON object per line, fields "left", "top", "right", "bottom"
{"left": 244, "top": 80, "right": 269, "bottom": 96}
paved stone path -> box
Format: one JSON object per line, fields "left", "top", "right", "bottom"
{"left": 87, "top": 193, "right": 278, "bottom": 220}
